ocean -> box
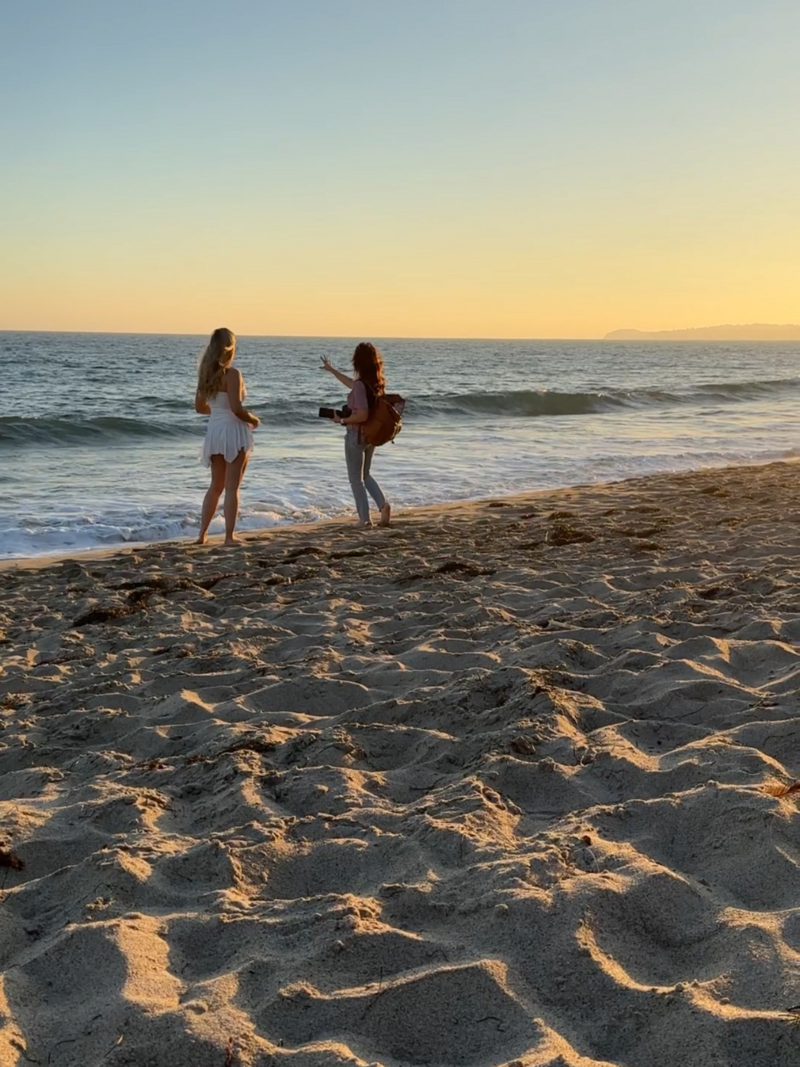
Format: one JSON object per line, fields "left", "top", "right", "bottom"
{"left": 2, "top": 332, "right": 799, "bottom": 559}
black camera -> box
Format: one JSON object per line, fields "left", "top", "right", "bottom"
{"left": 318, "top": 404, "right": 351, "bottom": 420}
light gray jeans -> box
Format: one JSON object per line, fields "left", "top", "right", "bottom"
{"left": 345, "top": 431, "right": 386, "bottom": 523}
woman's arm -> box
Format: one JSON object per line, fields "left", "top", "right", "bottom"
{"left": 226, "top": 368, "right": 260, "bottom": 427}
{"left": 338, "top": 405, "right": 368, "bottom": 426}
{"left": 195, "top": 390, "right": 211, "bottom": 414}
{"left": 320, "top": 356, "right": 354, "bottom": 388}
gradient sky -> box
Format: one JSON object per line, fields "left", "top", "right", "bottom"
{"left": 1, "top": 1, "right": 798, "bottom": 337}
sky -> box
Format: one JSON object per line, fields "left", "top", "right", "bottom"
{"left": 1, "top": 0, "right": 798, "bottom": 338}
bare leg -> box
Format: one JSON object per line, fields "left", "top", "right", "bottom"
{"left": 197, "top": 456, "right": 226, "bottom": 543}
{"left": 223, "top": 449, "right": 249, "bottom": 544}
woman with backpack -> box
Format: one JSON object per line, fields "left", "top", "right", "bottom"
{"left": 321, "top": 342, "right": 393, "bottom": 528}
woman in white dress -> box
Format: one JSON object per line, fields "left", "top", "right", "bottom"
{"left": 194, "top": 328, "right": 259, "bottom": 545}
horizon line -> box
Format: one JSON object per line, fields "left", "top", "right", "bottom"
{"left": 3, "top": 328, "right": 798, "bottom": 343}
{"left": 0, "top": 328, "right": 614, "bottom": 341}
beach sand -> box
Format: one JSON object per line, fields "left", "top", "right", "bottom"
{"left": 1, "top": 461, "right": 798, "bottom": 1067}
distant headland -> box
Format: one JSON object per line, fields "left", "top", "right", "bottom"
{"left": 605, "top": 324, "right": 800, "bottom": 341}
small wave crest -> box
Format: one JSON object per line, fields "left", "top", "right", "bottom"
{"left": 693, "top": 378, "right": 800, "bottom": 401}
{"left": 427, "top": 389, "right": 629, "bottom": 418}
{"left": 0, "top": 415, "right": 198, "bottom": 448}
{"left": 5, "top": 375, "right": 799, "bottom": 449}
{"left": 415, "top": 377, "right": 800, "bottom": 419}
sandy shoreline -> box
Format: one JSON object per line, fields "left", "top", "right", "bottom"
{"left": 1, "top": 461, "right": 799, "bottom": 1066}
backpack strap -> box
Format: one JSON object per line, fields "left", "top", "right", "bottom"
{"left": 361, "top": 379, "right": 379, "bottom": 409}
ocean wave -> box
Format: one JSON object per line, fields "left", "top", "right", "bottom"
{"left": 0, "top": 415, "right": 198, "bottom": 447}
{"left": 417, "top": 377, "right": 800, "bottom": 418}
{"left": 4, "top": 375, "right": 799, "bottom": 450}
{"left": 693, "top": 379, "right": 800, "bottom": 400}
{"left": 424, "top": 389, "right": 630, "bottom": 417}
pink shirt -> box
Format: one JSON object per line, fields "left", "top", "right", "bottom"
{"left": 347, "top": 379, "right": 369, "bottom": 412}
{"left": 346, "top": 380, "right": 369, "bottom": 442}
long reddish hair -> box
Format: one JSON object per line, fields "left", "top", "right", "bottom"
{"left": 352, "top": 342, "right": 385, "bottom": 399}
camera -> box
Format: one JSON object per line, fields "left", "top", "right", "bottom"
{"left": 318, "top": 404, "right": 351, "bottom": 420}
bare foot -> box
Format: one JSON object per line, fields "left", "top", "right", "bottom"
{"left": 380, "top": 503, "right": 391, "bottom": 527}
{"left": 224, "top": 536, "right": 243, "bottom": 546}
{"left": 195, "top": 535, "right": 208, "bottom": 545}
{"left": 356, "top": 521, "right": 373, "bottom": 529}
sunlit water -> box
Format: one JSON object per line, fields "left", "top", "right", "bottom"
{"left": 1, "top": 333, "right": 799, "bottom": 557}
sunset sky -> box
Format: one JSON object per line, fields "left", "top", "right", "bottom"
{"left": 2, "top": 1, "right": 798, "bottom": 338}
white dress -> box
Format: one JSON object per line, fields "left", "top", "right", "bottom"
{"left": 200, "top": 388, "right": 254, "bottom": 467}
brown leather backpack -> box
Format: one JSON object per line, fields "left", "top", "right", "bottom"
{"left": 362, "top": 387, "right": 405, "bottom": 447}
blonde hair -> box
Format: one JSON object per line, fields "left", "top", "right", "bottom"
{"left": 197, "top": 327, "right": 236, "bottom": 400}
